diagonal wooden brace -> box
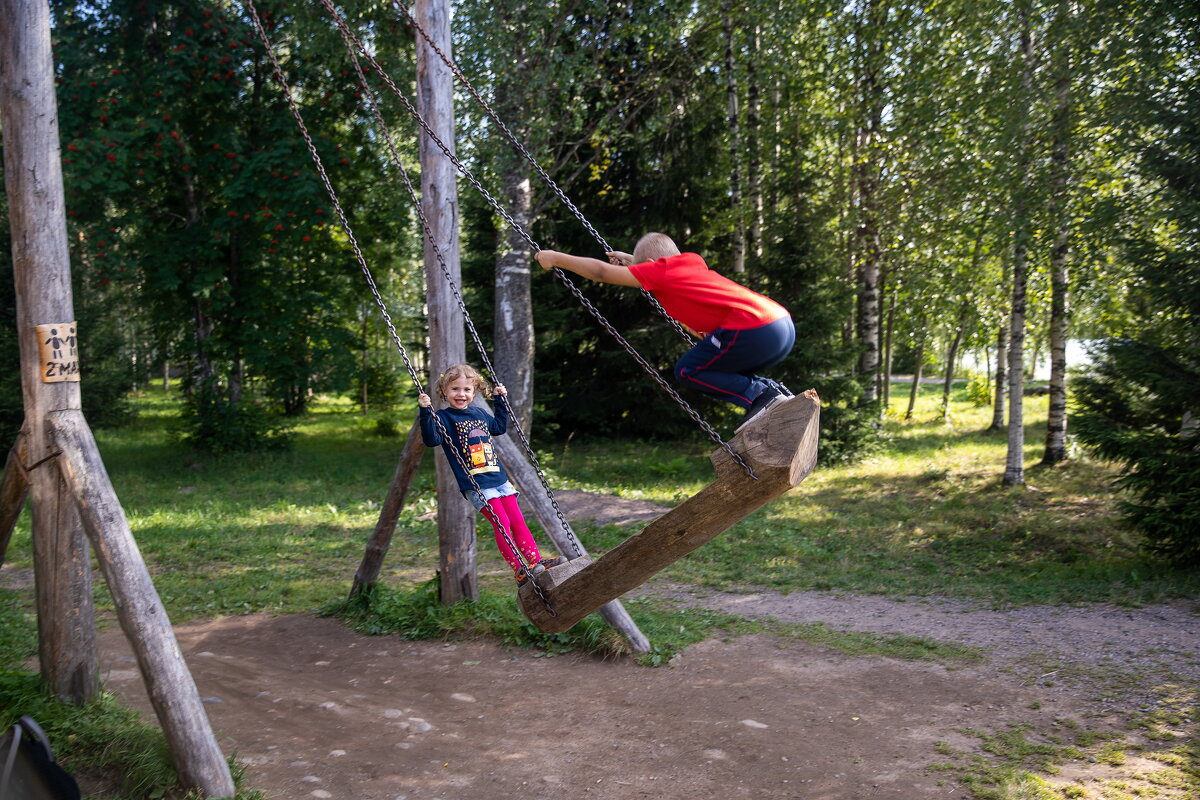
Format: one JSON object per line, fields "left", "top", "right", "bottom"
{"left": 518, "top": 390, "right": 820, "bottom": 633}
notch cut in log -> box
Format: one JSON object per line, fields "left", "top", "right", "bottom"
{"left": 518, "top": 390, "right": 819, "bottom": 633}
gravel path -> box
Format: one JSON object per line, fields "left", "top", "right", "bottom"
{"left": 639, "top": 583, "right": 1200, "bottom": 709}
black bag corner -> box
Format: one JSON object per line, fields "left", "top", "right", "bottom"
{"left": 0, "top": 716, "right": 81, "bottom": 800}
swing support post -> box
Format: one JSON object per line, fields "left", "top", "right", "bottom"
{"left": 1, "top": 1, "right": 234, "bottom": 794}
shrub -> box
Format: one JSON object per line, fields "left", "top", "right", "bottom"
{"left": 178, "top": 380, "right": 292, "bottom": 455}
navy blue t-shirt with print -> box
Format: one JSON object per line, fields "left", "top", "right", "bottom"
{"left": 418, "top": 397, "right": 510, "bottom": 493}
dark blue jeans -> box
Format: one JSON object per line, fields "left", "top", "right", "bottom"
{"left": 674, "top": 315, "right": 795, "bottom": 409}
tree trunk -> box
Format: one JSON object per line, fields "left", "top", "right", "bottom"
{"left": 852, "top": 0, "right": 885, "bottom": 404}
{"left": 0, "top": 0, "right": 98, "bottom": 704}
{"left": 494, "top": 164, "right": 535, "bottom": 431}
{"left": 747, "top": 21, "right": 764, "bottom": 259}
{"left": 1042, "top": 0, "right": 1073, "bottom": 466}
{"left": 905, "top": 336, "right": 925, "bottom": 421}
{"left": 882, "top": 288, "right": 896, "bottom": 411}
{"left": 724, "top": 7, "right": 746, "bottom": 274}
{"left": 990, "top": 322, "right": 1008, "bottom": 431}
{"left": 1004, "top": 3, "right": 1035, "bottom": 487}
{"left": 941, "top": 301, "right": 971, "bottom": 421}
{"left": 416, "top": 0, "right": 475, "bottom": 604}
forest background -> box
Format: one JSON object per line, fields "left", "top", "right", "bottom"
{"left": 0, "top": 0, "right": 1196, "bottom": 560}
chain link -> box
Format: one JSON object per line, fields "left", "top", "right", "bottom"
{"left": 392, "top": 1, "right": 696, "bottom": 348}
{"left": 336, "top": 19, "right": 585, "bottom": 563}
{"left": 326, "top": 3, "right": 756, "bottom": 479}
{"left": 247, "top": 0, "right": 557, "bottom": 615}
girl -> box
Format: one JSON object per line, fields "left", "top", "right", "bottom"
{"left": 418, "top": 364, "right": 563, "bottom": 585}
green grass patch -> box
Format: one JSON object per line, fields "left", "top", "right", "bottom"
{"left": 566, "top": 382, "right": 1199, "bottom": 606}
{"left": 327, "top": 578, "right": 983, "bottom": 667}
{"left": 4, "top": 383, "right": 1193, "bottom": 626}
{"left": 928, "top": 719, "right": 1200, "bottom": 800}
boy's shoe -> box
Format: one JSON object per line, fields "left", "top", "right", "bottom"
{"left": 735, "top": 386, "right": 787, "bottom": 433}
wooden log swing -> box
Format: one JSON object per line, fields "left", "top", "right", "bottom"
{"left": 518, "top": 390, "right": 820, "bottom": 633}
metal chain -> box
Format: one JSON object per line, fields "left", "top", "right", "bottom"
{"left": 246, "top": 0, "right": 555, "bottom": 615}
{"left": 392, "top": 0, "right": 696, "bottom": 348}
{"left": 323, "top": 3, "right": 756, "bottom": 479}
{"left": 336, "top": 22, "right": 585, "bottom": 562}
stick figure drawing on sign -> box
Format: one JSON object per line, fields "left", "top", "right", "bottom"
{"left": 44, "top": 328, "right": 65, "bottom": 360}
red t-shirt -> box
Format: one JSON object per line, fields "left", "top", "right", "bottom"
{"left": 628, "top": 252, "right": 787, "bottom": 335}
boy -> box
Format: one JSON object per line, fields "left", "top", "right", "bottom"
{"left": 535, "top": 232, "right": 795, "bottom": 425}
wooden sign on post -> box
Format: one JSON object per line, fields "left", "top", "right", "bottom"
{"left": 35, "top": 322, "right": 79, "bottom": 383}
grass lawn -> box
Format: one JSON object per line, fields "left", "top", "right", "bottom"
{"left": 3, "top": 381, "right": 1195, "bottom": 623}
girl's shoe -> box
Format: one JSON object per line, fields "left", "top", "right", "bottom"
{"left": 515, "top": 556, "right": 566, "bottom": 587}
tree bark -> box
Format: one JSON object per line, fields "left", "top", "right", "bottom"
{"left": 724, "top": 7, "right": 746, "bottom": 274}
{"left": 852, "top": 0, "right": 885, "bottom": 404}
{"left": 415, "top": 0, "right": 476, "bottom": 603}
{"left": 0, "top": 0, "right": 98, "bottom": 704}
{"left": 905, "top": 335, "right": 925, "bottom": 421}
{"left": 1042, "top": 0, "right": 1073, "bottom": 466}
{"left": 990, "top": 322, "right": 1008, "bottom": 431}
{"left": 494, "top": 163, "right": 535, "bottom": 431}
{"left": 1004, "top": 3, "right": 1035, "bottom": 487}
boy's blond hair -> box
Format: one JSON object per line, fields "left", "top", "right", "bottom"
{"left": 632, "top": 232, "right": 681, "bottom": 264}
{"left": 434, "top": 363, "right": 490, "bottom": 400}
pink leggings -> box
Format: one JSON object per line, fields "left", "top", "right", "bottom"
{"left": 481, "top": 494, "right": 541, "bottom": 573}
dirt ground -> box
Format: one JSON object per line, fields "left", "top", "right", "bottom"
{"left": 83, "top": 491, "right": 1200, "bottom": 799}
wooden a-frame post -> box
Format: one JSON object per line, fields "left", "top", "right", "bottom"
{"left": 0, "top": 1, "right": 235, "bottom": 795}
{"left": 415, "top": 0, "right": 479, "bottom": 605}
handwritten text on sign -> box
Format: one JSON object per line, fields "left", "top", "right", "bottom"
{"left": 36, "top": 322, "right": 80, "bottom": 383}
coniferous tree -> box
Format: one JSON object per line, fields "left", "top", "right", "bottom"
{"left": 1073, "top": 14, "right": 1200, "bottom": 562}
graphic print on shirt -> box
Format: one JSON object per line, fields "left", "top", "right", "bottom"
{"left": 457, "top": 421, "right": 500, "bottom": 476}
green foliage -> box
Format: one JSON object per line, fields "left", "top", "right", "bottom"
{"left": 49, "top": 0, "right": 414, "bottom": 445}
{"left": 352, "top": 348, "right": 412, "bottom": 414}
{"left": 1074, "top": 340, "right": 1200, "bottom": 564}
{"left": 1072, "top": 47, "right": 1200, "bottom": 565}
{"left": 178, "top": 380, "right": 292, "bottom": 454}
{"left": 962, "top": 372, "right": 995, "bottom": 407}
{"left": 812, "top": 376, "right": 885, "bottom": 466}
